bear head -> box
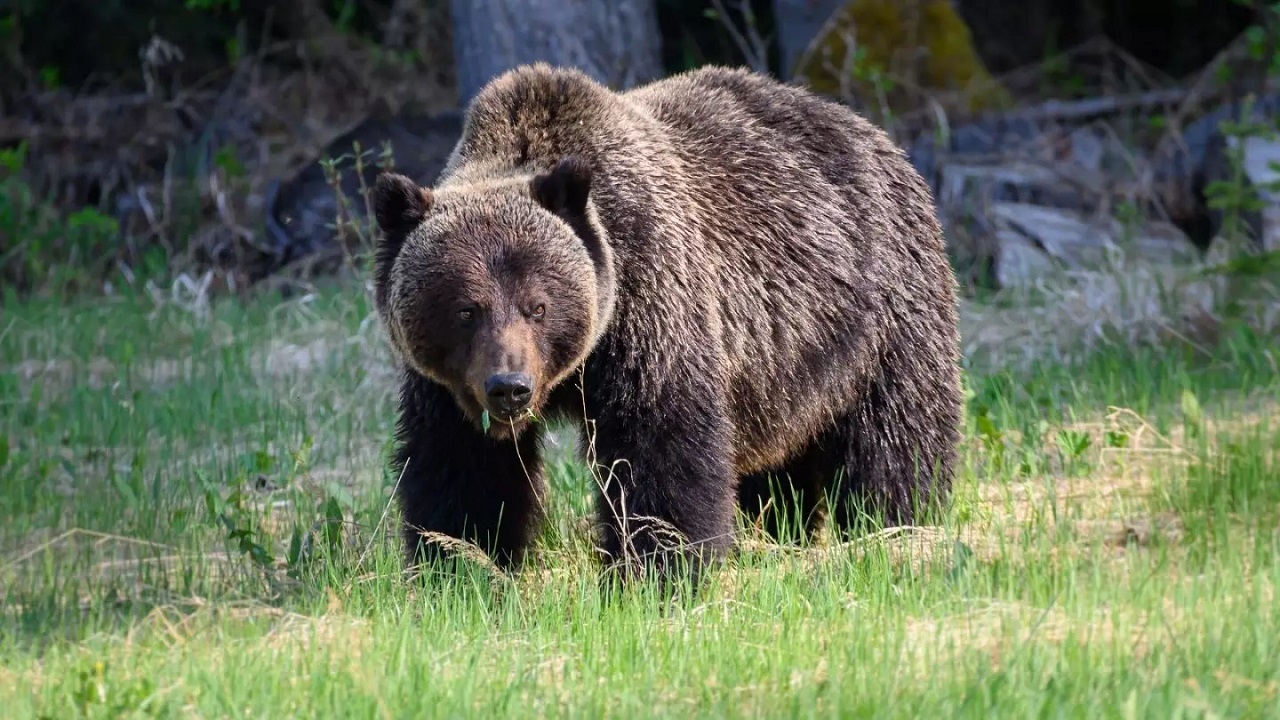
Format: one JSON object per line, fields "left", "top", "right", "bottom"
{"left": 370, "top": 156, "right": 616, "bottom": 438}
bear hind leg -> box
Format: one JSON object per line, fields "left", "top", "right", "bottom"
{"left": 828, "top": 354, "right": 961, "bottom": 538}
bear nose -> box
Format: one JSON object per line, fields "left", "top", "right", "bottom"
{"left": 484, "top": 372, "right": 534, "bottom": 414}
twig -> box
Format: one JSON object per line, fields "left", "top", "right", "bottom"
{"left": 708, "top": 0, "right": 771, "bottom": 74}
{"left": 1152, "top": 30, "right": 1256, "bottom": 161}
{"left": 993, "top": 87, "right": 1192, "bottom": 123}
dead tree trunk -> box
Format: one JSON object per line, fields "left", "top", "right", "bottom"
{"left": 448, "top": 0, "right": 664, "bottom": 107}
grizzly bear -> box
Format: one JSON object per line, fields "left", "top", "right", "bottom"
{"left": 371, "top": 62, "right": 963, "bottom": 586}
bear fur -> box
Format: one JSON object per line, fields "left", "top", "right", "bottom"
{"left": 371, "top": 63, "right": 963, "bottom": 584}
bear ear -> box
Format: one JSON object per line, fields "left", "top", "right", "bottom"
{"left": 373, "top": 171, "right": 434, "bottom": 237}
{"left": 531, "top": 156, "right": 593, "bottom": 218}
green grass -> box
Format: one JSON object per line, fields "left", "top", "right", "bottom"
{"left": 1, "top": 281, "right": 1278, "bottom": 719}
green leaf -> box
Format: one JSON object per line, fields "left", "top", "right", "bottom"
{"left": 1199, "top": 250, "right": 1280, "bottom": 280}
{"left": 481, "top": 410, "right": 491, "bottom": 432}
{"left": 945, "top": 540, "right": 974, "bottom": 582}
{"left": 975, "top": 411, "right": 1001, "bottom": 444}
{"left": 1056, "top": 429, "right": 1092, "bottom": 460}
{"left": 112, "top": 472, "right": 139, "bottom": 510}
{"left": 322, "top": 495, "right": 344, "bottom": 552}
{"left": 1104, "top": 430, "right": 1130, "bottom": 449}
{"left": 1181, "top": 389, "right": 1204, "bottom": 432}
{"left": 286, "top": 525, "right": 304, "bottom": 570}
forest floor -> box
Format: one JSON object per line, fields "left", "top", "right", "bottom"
{"left": 1, "top": 269, "right": 1278, "bottom": 718}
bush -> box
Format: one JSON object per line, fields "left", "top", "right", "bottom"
{"left": 0, "top": 142, "right": 134, "bottom": 300}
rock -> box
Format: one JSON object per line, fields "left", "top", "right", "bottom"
{"left": 994, "top": 228, "right": 1056, "bottom": 288}
{"left": 991, "top": 204, "right": 1109, "bottom": 268}
{"left": 988, "top": 202, "right": 1198, "bottom": 286}
{"left": 1067, "top": 125, "right": 1106, "bottom": 171}
{"left": 261, "top": 110, "right": 465, "bottom": 280}
{"left": 908, "top": 114, "right": 1044, "bottom": 200}
{"left": 1224, "top": 134, "right": 1280, "bottom": 251}
{"left": 938, "top": 161, "right": 1083, "bottom": 210}
{"left": 1156, "top": 92, "right": 1280, "bottom": 251}
{"left": 1193, "top": 119, "right": 1265, "bottom": 253}
{"left": 912, "top": 116, "right": 1075, "bottom": 289}
{"left": 908, "top": 102, "right": 1252, "bottom": 289}
{"left": 1063, "top": 123, "right": 1145, "bottom": 183}
{"left": 1156, "top": 93, "right": 1280, "bottom": 191}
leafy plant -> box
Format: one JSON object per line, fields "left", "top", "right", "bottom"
{"left": 321, "top": 139, "right": 397, "bottom": 276}
{"left": 1198, "top": 7, "right": 1280, "bottom": 323}
{"left": 201, "top": 472, "right": 275, "bottom": 570}
{"left": 1055, "top": 428, "right": 1092, "bottom": 468}
{"left": 37, "top": 660, "right": 166, "bottom": 719}
{"left": 0, "top": 142, "right": 130, "bottom": 300}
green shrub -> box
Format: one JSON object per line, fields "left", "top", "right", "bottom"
{"left": 0, "top": 142, "right": 125, "bottom": 300}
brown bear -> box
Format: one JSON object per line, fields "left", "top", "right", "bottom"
{"left": 370, "top": 62, "right": 963, "bottom": 586}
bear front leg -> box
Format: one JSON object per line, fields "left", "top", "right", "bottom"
{"left": 583, "top": 368, "right": 737, "bottom": 589}
{"left": 391, "top": 370, "right": 546, "bottom": 573}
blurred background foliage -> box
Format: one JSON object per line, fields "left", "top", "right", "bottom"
{"left": 0, "top": 0, "right": 1275, "bottom": 303}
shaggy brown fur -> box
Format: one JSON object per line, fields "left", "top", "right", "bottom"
{"left": 371, "top": 63, "right": 963, "bottom": 587}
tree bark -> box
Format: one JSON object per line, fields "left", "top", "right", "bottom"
{"left": 448, "top": 0, "right": 664, "bottom": 107}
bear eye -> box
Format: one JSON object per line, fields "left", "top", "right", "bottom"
{"left": 530, "top": 303, "right": 546, "bottom": 320}
{"left": 457, "top": 308, "right": 475, "bottom": 322}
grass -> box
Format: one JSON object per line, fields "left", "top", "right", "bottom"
{"left": 1, "top": 277, "right": 1279, "bottom": 719}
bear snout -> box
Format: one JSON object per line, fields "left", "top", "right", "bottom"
{"left": 484, "top": 372, "right": 534, "bottom": 416}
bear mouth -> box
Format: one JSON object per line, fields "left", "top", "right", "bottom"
{"left": 479, "top": 409, "right": 537, "bottom": 439}
{"left": 487, "top": 409, "right": 531, "bottom": 426}
{"left": 460, "top": 392, "right": 540, "bottom": 438}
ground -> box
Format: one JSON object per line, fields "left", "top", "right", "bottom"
{"left": 0, "top": 264, "right": 1278, "bottom": 718}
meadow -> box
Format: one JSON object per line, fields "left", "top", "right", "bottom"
{"left": 1, "top": 264, "right": 1278, "bottom": 718}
